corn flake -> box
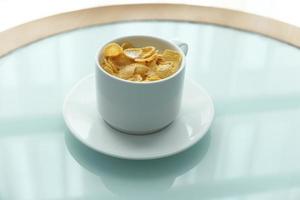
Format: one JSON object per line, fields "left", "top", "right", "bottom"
{"left": 128, "top": 74, "right": 143, "bottom": 82}
{"left": 124, "top": 48, "right": 143, "bottom": 59}
{"left": 141, "top": 46, "right": 155, "bottom": 58}
{"left": 117, "top": 64, "right": 136, "bottom": 79}
{"left": 100, "top": 42, "right": 182, "bottom": 82}
{"left": 135, "top": 51, "right": 158, "bottom": 63}
{"left": 155, "top": 62, "right": 174, "bottom": 78}
{"left": 103, "top": 43, "right": 122, "bottom": 57}
{"left": 135, "top": 63, "right": 150, "bottom": 76}
{"left": 111, "top": 54, "right": 132, "bottom": 67}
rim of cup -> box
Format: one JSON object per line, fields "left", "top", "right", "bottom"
{"left": 95, "top": 35, "right": 186, "bottom": 85}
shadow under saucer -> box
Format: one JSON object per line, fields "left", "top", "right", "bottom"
{"left": 65, "top": 130, "right": 211, "bottom": 197}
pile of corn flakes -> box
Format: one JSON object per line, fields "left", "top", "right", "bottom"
{"left": 99, "top": 42, "right": 182, "bottom": 82}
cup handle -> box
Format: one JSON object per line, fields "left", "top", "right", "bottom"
{"left": 172, "top": 40, "right": 188, "bottom": 55}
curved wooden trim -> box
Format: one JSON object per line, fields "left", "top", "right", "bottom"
{"left": 1, "top": 4, "right": 300, "bottom": 57}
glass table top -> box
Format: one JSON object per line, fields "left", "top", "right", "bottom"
{"left": 1, "top": 21, "right": 300, "bottom": 200}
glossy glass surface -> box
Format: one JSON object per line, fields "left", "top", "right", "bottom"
{"left": 1, "top": 21, "right": 300, "bottom": 200}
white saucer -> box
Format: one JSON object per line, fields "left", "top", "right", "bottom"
{"left": 63, "top": 74, "right": 214, "bottom": 160}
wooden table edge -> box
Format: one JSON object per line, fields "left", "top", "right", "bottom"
{"left": 1, "top": 3, "right": 300, "bottom": 57}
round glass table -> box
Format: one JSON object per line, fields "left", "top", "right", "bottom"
{"left": 1, "top": 6, "right": 300, "bottom": 200}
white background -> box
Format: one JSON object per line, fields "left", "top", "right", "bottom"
{"left": 0, "top": 0, "right": 300, "bottom": 32}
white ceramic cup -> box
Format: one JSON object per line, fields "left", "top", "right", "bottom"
{"left": 95, "top": 35, "right": 188, "bottom": 134}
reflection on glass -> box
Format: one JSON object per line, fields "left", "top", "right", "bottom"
{"left": 65, "top": 130, "right": 210, "bottom": 197}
